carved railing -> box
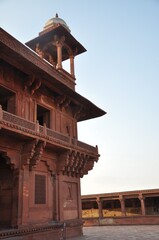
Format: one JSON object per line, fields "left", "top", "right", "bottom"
{"left": 77, "top": 140, "right": 98, "bottom": 153}
{"left": 2, "top": 111, "right": 35, "bottom": 131}
{"left": 46, "top": 128, "right": 69, "bottom": 143}
{"left": 0, "top": 106, "right": 98, "bottom": 154}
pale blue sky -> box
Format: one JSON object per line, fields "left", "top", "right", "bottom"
{"left": 1, "top": 0, "right": 159, "bottom": 195}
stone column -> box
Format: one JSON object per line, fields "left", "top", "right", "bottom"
{"left": 70, "top": 55, "right": 75, "bottom": 77}
{"left": 56, "top": 43, "right": 62, "bottom": 69}
{"left": 17, "top": 169, "right": 24, "bottom": 226}
{"left": 0, "top": 105, "right": 2, "bottom": 120}
{"left": 96, "top": 197, "right": 103, "bottom": 218}
{"left": 139, "top": 194, "right": 146, "bottom": 215}
{"left": 119, "top": 195, "right": 126, "bottom": 216}
{"left": 51, "top": 172, "right": 58, "bottom": 221}
{"left": 21, "top": 166, "right": 30, "bottom": 226}
{"left": 11, "top": 169, "right": 20, "bottom": 227}
{"left": 55, "top": 174, "right": 59, "bottom": 221}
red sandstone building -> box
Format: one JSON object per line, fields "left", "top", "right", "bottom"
{"left": 82, "top": 188, "right": 159, "bottom": 226}
{"left": 0, "top": 15, "right": 105, "bottom": 239}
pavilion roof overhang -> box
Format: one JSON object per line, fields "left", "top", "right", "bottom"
{"left": 0, "top": 28, "right": 106, "bottom": 121}
{"left": 26, "top": 24, "right": 86, "bottom": 61}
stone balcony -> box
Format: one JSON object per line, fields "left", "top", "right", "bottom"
{"left": 0, "top": 106, "right": 98, "bottom": 158}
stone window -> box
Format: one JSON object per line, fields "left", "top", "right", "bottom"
{"left": 37, "top": 104, "right": 50, "bottom": 128}
{"left": 0, "top": 85, "right": 16, "bottom": 114}
{"left": 35, "top": 174, "right": 46, "bottom": 204}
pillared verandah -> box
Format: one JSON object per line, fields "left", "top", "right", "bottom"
{"left": 0, "top": 14, "right": 105, "bottom": 239}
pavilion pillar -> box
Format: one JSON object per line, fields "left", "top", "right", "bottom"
{"left": 96, "top": 197, "right": 103, "bottom": 218}
{"left": 56, "top": 43, "right": 62, "bottom": 69}
{"left": 70, "top": 55, "right": 75, "bottom": 77}
{"left": 119, "top": 195, "right": 126, "bottom": 216}
{"left": 139, "top": 194, "right": 146, "bottom": 215}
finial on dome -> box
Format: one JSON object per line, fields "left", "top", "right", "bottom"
{"left": 43, "top": 14, "right": 71, "bottom": 32}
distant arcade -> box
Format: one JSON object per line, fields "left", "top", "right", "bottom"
{"left": 82, "top": 188, "right": 159, "bottom": 226}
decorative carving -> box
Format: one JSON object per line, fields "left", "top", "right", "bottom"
{"left": 30, "top": 78, "right": 41, "bottom": 95}
{"left": 63, "top": 98, "right": 71, "bottom": 109}
{"left": 24, "top": 75, "right": 41, "bottom": 95}
{"left": 0, "top": 150, "right": 17, "bottom": 170}
{"left": 66, "top": 183, "right": 73, "bottom": 200}
{"left": 29, "top": 141, "right": 46, "bottom": 170}
{"left": 55, "top": 95, "right": 71, "bottom": 110}
{"left": 24, "top": 75, "right": 35, "bottom": 91}
{"left": 73, "top": 105, "right": 84, "bottom": 120}
{"left": 48, "top": 54, "right": 56, "bottom": 67}
{"left": 58, "top": 150, "right": 96, "bottom": 177}
{"left": 21, "top": 140, "right": 46, "bottom": 170}
{"left": 22, "top": 140, "right": 38, "bottom": 166}
{"left": 53, "top": 35, "right": 65, "bottom": 47}
{"left": 35, "top": 43, "right": 44, "bottom": 58}
{"left": 40, "top": 43, "right": 57, "bottom": 67}
{"left": 64, "top": 43, "right": 73, "bottom": 56}
{"left": 55, "top": 95, "right": 66, "bottom": 107}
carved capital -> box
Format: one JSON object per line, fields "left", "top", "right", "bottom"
{"left": 53, "top": 35, "right": 65, "bottom": 47}
{"left": 138, "top": 194, "right": 145, "bottom": 201}
{"left": 119, "top": 195, "right": 125, "bottom": 202}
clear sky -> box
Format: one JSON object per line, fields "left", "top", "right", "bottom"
{"left": 1, "top": 0, "right": 159, "bottom": 195}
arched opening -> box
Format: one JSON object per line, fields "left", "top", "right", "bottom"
{"left": 102, "top": 199, "right": 121, "bottom": 217}
{"left": 125, "top": 198, "right": 141, "bottom": 216}
{"left": 145, "top": 196, "right": 159, "bottom": 215}
{"left": 82, "top": 200, "right": 99, "bottom": 218}
{"left": 0, "top": 156, "right": 13, "bottom": 228}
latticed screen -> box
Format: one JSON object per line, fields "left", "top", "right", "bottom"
{"left": 35, "top": 174, "right": 46, "bottom": 204}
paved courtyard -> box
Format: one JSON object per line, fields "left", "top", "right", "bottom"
{"left": 70, "top": 225, "right": 159, "bottom": 240}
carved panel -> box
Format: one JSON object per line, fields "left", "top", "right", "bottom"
{"left": 63, "top": 181, "right": 78, "bottom": 220}
{"left": 35, "top": 174, "right": 46, "bottom": 204}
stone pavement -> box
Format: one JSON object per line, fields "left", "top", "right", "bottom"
{"left": 69, "top": 225, "right": 159, "bottom": 240}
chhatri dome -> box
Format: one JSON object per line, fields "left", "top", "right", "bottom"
{"left": 43, "top": 13, "right": 71, "bottom": 32}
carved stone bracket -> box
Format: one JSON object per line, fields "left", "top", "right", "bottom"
{"left": 22, "top": 140, "right": 46, "bottom": 170}
{"left": 0, "top": 150, "right": 18, "bottom": 170}
{"left": 53, "top": 35, "right": 65, "bottom": 46}
{"left": 24, "top": 75, "right": 41, "bottom": 95}
{"left": 29, "top": 140, "right": 46, "bottom": 170}
{"left": 57, "top": 150, "right": 97, "bottom": 177}
{"left": 55, "top": 95, "right": 71, "bottom": 110}
{"left": 73, "top": 105, "right": 86, "bottom": 120}
{"left": 35, "top": 42, "right": 57, "bottom": 67}
{"left": 22, "top": 140, "right": 38, "bottom": 166}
